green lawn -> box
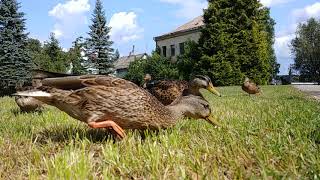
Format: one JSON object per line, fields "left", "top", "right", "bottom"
{"left": 0, "top": 86, "right": 319, "bottom": 179}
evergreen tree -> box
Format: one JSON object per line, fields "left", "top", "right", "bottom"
{"left": 0, "top": 0, "right": 32, "bottom": 95}
{"left": 179, "top": 0, "right": 276, "bottom": 85}
{"left": 41, "top": 33, "right": 68, "bottom": 73}
{"left": 26, "top": 38, "right": 42, "bottom": 68}
{"left": 67, "top": 37, "right": 87, "bottom": 75}
{"left": 259, "top": 7, "right": 279, "bottom": 79}
{"left": 86, "top": 0, "right": 114, "bottom": 75}
{"left": 114, "top": 49, "right": 120, "bottom": 60}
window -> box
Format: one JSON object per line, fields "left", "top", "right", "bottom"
{"left": 170, "top": 44, "right": 175, "bottom": 56}
{"left": 179, "top": 42, "right": 185, "bottom": 55}
{"left": 162, "top": 46, "right": 167, "bottom": 57}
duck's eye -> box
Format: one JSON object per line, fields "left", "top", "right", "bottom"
{"left": 202, "top": 103, "right": 209, "bottom": 109}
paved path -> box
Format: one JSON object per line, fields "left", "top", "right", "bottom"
{"left": 294, "top": 85, "right": 320, "bottom": 100}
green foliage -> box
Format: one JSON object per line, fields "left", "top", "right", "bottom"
{"left": 176, "top": 41, "right": 202, "bottom": 80}
{"left": 0, "top": 0, "right": 32, "bottom": 95}
{"left": 125, "top": 52, "right": 180, "bottom": 85}
{"left": 113, "top": 49, "right": 120, "bottom": 61}
{"left": 178, "top": 0, "right": 277, "bottom": 86}
{"left": 34, "top": 33, "right": 68, "bottom": 73}
{"left": 67, "top": 37, "right": 88, "bottom": 75}
{"left": 26, "top": 38, "right": 43, "bottom": 69}
{"left": 291, "top": 18, "right": 320, "bottom": 83}
{"left": 86, "top": 0, "right": 114, "bottom": 75}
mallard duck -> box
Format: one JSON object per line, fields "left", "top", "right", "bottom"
{"left": 142, "top": 74, "right": 221, "bottom": 105}
{"left": 14, "top": 75, "right": 219, "bottom": 139}
{"left": 242, "top": 77, "right": 261, "bottom": 95}
{"left": 14, "top": 69, "right": 74, "bottom": 112}
{"left": 15, "top": 86, "right": 43, "bottom": 112}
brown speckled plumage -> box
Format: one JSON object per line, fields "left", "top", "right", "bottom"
{"left": 147, "top": 80, "right": 188, "bottom": 105}
{"left": 15, "top": 86, "right": 43, "bottom": 112}
{"left": 242, "top": 77, "right": 261, "bottom": 95}
{"left": 143, "top": 75, "right": 221, "bottom": 105}
{"left": 15, "top": 75, "right": 216, "bottom": 134}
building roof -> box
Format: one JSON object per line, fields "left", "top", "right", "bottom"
{"left": 113, "top": 53, "right": 147, "bottom": 70}
{"left": 154, "top": 16, "right": 204, "bottom": 41}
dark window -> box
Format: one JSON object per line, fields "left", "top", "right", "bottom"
{"left": 170, "top": 45, "right": 175, "bottom": 56}
{"left": 179, "top": 42, "right": 185, "bottom": 54}
{"left": 162, "top": 46, "right": 167, "bottom": 57}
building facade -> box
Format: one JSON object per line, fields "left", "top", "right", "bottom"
{"left": 113, "top": 53, "right": 148, "bottom": 78}
{"left": 154, "top": 16, "right": 204, "bottom": 62}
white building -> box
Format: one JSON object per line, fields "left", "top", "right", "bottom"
{"left": 154, "top": 16, "right": 204, "bottom": 62}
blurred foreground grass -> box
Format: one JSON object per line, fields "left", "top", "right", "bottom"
{"left": 0, "top": 85, "right": 319, "bottom": 179}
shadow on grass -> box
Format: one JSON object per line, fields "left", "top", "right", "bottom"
{"left": 34, "top": 125, "right": 164, "bottom": 144}
{"left": 10, "top": 108, "right": 44, "bottom": 116}
{"left": 34, "top": 126, "right": 116, "bottom": 144}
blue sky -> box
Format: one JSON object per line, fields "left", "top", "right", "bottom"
{"left": 20, "top": 0, "right": 320, "bottom": 75}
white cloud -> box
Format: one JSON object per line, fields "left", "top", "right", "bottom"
{"left": 49, "top": 0, "right": 90, "bottom": 19}
{"left": 52, "top": 28, "right": 63, "bottom": 38}
{"left": 49, "top": 0, "right": 90, "bottom": 39}
{"left": 109, "top": 12, "right": 143, "bottom": 43}
{"left": 260, "top": 0, "right": 293, "bottom": 7}
{"left": 274, "top": 2, "right": 320, "bottom": 61}
{"left": 293, "top": 2, "right": 320, "bottom": 22}
{"left": 275, "top": 34, "right": 295, "bottom": 59}
{"left": 159, "top": 0, "right": 207, "bottom": 19}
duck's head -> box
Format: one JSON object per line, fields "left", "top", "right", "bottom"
{"left": 244, "top": 77, "right": 250, "bottom": 83}
{"left": 172, "top": 95, "right": 220, "bottom": 126}
{"left": 144, "top": 74, "right": 152, "bottom": 82}
{"left": 142, "top": 74, "right": 152, "bottom": 88}
{"left": 190, "top": 75, "right": 221, "bottom": 97}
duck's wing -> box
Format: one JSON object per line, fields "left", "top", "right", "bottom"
{"left": 80, "top": 75, "right": 139, "bottom": 89}
{"left": 247, "top": 82, "right": 260, "bottom": 93}
{"left": 72, "top": 85, "right": 171, "bottom": 129}
{"left": 41, "top": 75, "right": 139, "bottom": 90}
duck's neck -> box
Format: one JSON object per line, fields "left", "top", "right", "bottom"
{"left": 183, "top": 86, "right": 202, "bottom": 97}
{"left": 166, "top": 103, "right": 190, "bottom": 121}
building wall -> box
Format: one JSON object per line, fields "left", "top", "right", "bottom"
{"left": 156, "top": 31, "right": 201, "bottom": 62}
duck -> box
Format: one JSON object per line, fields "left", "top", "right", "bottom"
{"left": 242, "top": 77, "right": 261, "bottom": 95}
{"left": 142, "top": 74, "right": 221, "bottom": 105}
{"left": 15, "top": 86, "right": 44, "bottom": 112}
{"left": 14, "top": 69, "right": 75, "bottom": 112}
{"left": 14, "top": 75, "right": 219, "bottom": 139}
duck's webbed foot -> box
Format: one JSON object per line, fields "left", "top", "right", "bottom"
{"left": 88, "top": 120, "right": 126, "bottom": 139}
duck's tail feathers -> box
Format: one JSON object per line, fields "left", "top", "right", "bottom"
{"left": 13, "top": 90, "right": 52, "bottom": 97}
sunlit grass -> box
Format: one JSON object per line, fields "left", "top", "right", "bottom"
{"left": 0, "top": 85, "right": 319, "bottom": 179}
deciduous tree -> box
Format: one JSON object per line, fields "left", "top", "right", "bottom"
{"left": 291, "top": 18, "right": 320, "bottom": 83}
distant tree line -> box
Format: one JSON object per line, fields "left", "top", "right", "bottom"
{"left": 0, "top": 0, "right": 117, "bottom": 95}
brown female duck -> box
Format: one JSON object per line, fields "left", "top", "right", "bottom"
{"left": 143, "top": 74, "right": 221, "bottom": 105}
{"left": 15, "top": 86, "right": 43, "bottom": 112}
{"left": 14, "top": 75, "right": 218, "bottom": 139}
{"left": 242, "top": 77, "right": 261, "bottom": 95}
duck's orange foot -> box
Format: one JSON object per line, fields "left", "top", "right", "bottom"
{"left": 88, "top": 121, "right": 126, "bottom": 139}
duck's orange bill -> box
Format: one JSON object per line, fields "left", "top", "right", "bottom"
{"left": 205, "top": 115, "right": 221, "bottom": 127}
{"left": 207, "top": 83, "right": 221, "bottom": 97}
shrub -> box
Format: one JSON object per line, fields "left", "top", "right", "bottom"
{"left": 125, "top": 52, "right": 180, "bottom": 85}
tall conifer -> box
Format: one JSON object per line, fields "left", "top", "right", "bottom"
{"left": 0, "top": 0, "right": 32, "bottom": 94}
{"left": 86, "top": 0, "right": 114, "bottom": 75}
